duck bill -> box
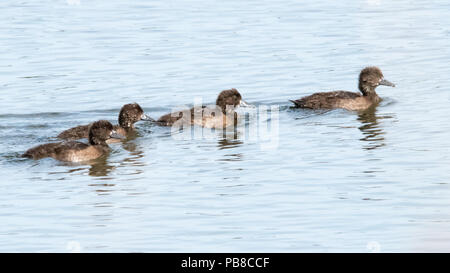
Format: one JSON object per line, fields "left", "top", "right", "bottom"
{"left": 140, "top": 113, "right": 155, "bottom": 121}
{"left": 239, "top": 100, "right": 252, "bottom": 108}
{"left": 379, "top": 79, "right": 396, "bottom": 87}
{"left": 110, "top": 130, "right": 125, "bottom": 139}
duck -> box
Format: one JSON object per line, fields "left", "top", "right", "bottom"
{"left": 57, "top": 103, "right": 153, "bottom": 142}
{"left": 290, "top": 66, "right": 395, "bottom": 111}
{"left": 22, "top": 120, "right": 124, "bottom": 162}
{"left": 156, "top": 88, "right": 249, "bottom": 129}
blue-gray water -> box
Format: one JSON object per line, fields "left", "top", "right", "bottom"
{"left": 1, "top": 0, "right": 450, "bottom": 252}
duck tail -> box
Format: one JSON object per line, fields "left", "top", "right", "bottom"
{"left": 21, "top": 143, "right": 59, "bottom": 160}
{"left": 21, "top": 151, "right": 32, "bottom": 158}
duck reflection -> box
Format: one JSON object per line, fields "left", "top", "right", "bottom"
{"left": 217, "top": 130, "right": 244, "bottom": 162}
{"left": 121, "top": 142, "right": 146, "bottom": 169}
{"left": 218, "top": 137, "right": 243, "bottom": 150}
{"left": 357, "top": 106, "right": 393, "bottom": 150}
{"left": 89, "top": 133, "right": 146, "bottom": 177}
{"left": 218, "top": 125, "right": 243, "bottom": 148}
{"left": 88, "top": 156, "right": 117, "bottom": 196}
{"left": 88, "top": 155, "right": 116, "bottom": 177}
{"left": 52, "top": 155, "right": 115, "bottom": 177}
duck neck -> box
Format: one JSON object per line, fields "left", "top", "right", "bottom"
{"left": 216, "top": 103, "right": 225, "bottom": 115}
{"left": 119, "top": 121, "right": 133, "bottom": 131}
{"left": 89, "top": 138, "right": 108, "bottom": 146}
{"left": 218, "top": 103, "right": 237, "bottom": 115}
{"left": 359, "top": 84, "right": 380, "bottom": 102}
{"left": 118, "top": 113, "right": 135, "bottom": 131}
{"left": 122, "top": 125, "right": 133, "bottom": 131}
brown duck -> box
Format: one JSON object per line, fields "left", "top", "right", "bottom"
{"left": 156, "top": 88, "right": 249, "bottom": 128}
{"left": 57, "top": 103, "right": 153, "bottom": 142}
{"left": 22, "top": 120, "right": 124, "bottom": 162}
{"left": 290, "top": 67, "right": 395, "bottom": 111}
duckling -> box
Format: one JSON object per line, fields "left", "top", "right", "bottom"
{"left": 57, "top": 103, "right": 153, "bottom": 141}
{"left": 156, "top": 88, "right": 249, "bottom": 128}
{"left": 22, "top": 120, "right": 124, "bottom": 162}
{"left": 290, "top": 66, "right": 395, "bottom": 111}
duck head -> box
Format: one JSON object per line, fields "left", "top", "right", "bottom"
{"left": 118, "top": 103, "right": 154, "bottom": 129}
{"left": 88, "top": 120, "right": 124, "bottom": 145}
{"left": 358, "top": 66, "right": 395, "bottom": 96}
{"left": 215, "top": 88, "right": 249, "bottom": 113}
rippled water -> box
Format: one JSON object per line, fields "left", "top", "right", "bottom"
{"left": 1, "top": 0, "right": 450, "bottom": 252}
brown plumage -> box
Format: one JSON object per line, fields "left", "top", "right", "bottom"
{"left": 22, "top": 120, "right": 123, "bottom": 162}
{"left": 290, "top": 67, "right": 395, "bottom": 111}
{"left": 57, "top": 103, "right": 153, "bottom": 141}
{"left": 57, "top": 124, "right": 90, "bottom": 140}
{"left": 215, "top": 88, "right": 243, "bottom": 113}
{"left": 156, "top": 88, "right": 245, "bottom": 128}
